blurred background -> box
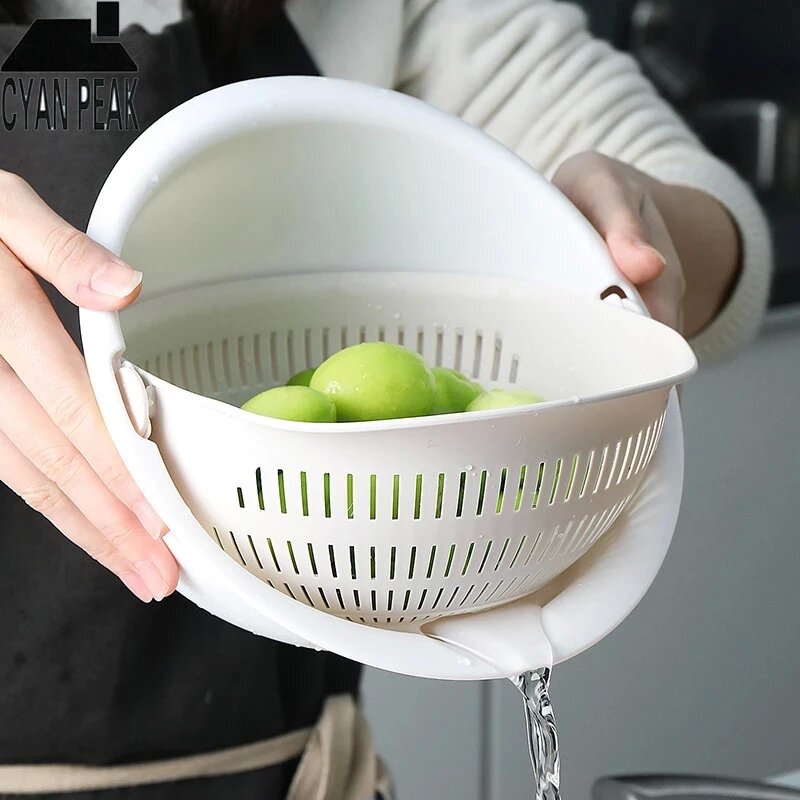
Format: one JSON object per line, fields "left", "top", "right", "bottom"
{"left": 363, "top": 2, "right": 800, "bottom": 797}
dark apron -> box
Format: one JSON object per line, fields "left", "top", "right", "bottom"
{"left": 0, "top": 6, "right": 362, "bottom": 798}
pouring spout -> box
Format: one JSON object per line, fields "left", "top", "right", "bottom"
{"left": 421, "top": 595, "right": 552, "bottom": 678}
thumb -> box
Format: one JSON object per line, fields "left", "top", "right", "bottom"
{"left": 0, "top": 172, "right": 142, "bottom": 310}
{"left": 552, "top": 156, "right": 668, "bottom": 286}
{"left": 605, "top": 233, "right": 668, "bottom": 287}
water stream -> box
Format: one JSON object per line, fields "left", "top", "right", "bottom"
{"left": 512, "top": 667, "right": 561, "bottom": 800}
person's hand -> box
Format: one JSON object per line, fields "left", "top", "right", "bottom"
{"left": 553, "top": 152, "right": 686, "bottom": 331}
{"left": 553, "top": 151, "right": 742, "bottom": 338}
{"left": 0, "top": 171, "right": 179, "bottom": 603}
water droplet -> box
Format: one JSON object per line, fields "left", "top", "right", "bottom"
{"left": 148, "top": 174, "right": 160, "bottom": 184}
{"left": 392, "top": 312, "right": 402, "bottom": 320}
{"left": 466, "top": 464, "right": 473, "bottom": 471}
{"left": 456, "top": 655, "right": 472, "bottom": 666}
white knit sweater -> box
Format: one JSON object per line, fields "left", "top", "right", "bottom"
{"left": 36, "top": 0, "right": 774, "bottom": 363}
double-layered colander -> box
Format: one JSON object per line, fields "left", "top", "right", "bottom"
{"left": 81, "top": 77, "right": 696, "bottom": 679}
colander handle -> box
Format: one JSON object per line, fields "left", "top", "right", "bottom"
{"left": 599, "top": 283, "right": 648, "bottom": 316}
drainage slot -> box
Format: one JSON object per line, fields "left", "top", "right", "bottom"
{"left": 461, "top": 542, "right": 475, "bottom": 575}
{"left": 444, "top": 543, "right": 456, "bottom": 578}
{"left": 229, "top": 531, "right": 245, "bottom": 565}
{"left": 494, "top": 537, "right": 510, "bottom": 570}
{"left": 456, "top": 472, "right": 467, "bottom": 517}
{"left": 549, "top": 459, "right": 562, "bottom": 505}
{"left": 515, "top": 465, "right": 527, "bottom": 511}
{"left": 346, "top": 474, "right": 354, "bottom": 519}
{"left": 277, "top": 470, "right": 287, "bottom": 513}
{"left": 323, "top": 473, "right": 331, "bottom": 518}
{"left": 256, "top": 467, "right": 264, "bottom": 510}
{"left": 247, "top": 535, "right": 263, "bottom": 569}
{"left": 532, "top": 462, "right": 545, "bottom": 508}
{"left": 300, "top": 585, "right": 314, "bottom": 606}
{"left": 299, "top": 472, "right": 309, "bottom": 516}
{"left": 476, "top": 470, "right": 488, "bottom": 515}
{"left": 496, "top": 467, "right": 507, "bottom": 514}
{"left": 508, "top": 534, "right": 527, "bottom": 569}
{"left": 477, "top": 540, "right": 493, "bottom": 573}
{"left": 413, "top": 474, "right": 423, "bottom": 520}
{"left": 267, "top": 538, "right": 281, "bottom": 571}
{"left": 307, "top": 543, "right": 318, "bottom": 576}
{"left": 426, "top": 545, "right": 437, "bottom": 579}
{"left": 328, "top": 545, "right": 337, "bottom": 578}
{"left": 392, "top": 474, "right": 400, "bottom": 520}
{"left": 286, "top": 541, "right": 299, "bottom": 574}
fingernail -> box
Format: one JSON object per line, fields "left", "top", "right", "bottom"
{"left": 133, "top": 500, "right": 167, "bottom": 540}
{"left": 89, "top": 260, "right": 143, "bottom": 298}
{"left": 134, "top": 560, "right": 169, "bottom": 601}
{"left": 636, "top": 241, "right": 668, "bottom": 266}
{"left": 120, "top": 570, "right": 153, "bottom": 603}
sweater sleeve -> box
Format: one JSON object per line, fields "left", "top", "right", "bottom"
{"left": 396, "top": 0, "right": 772, "bottom": 363}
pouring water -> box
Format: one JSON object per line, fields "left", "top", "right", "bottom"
{"left": 512, "top": 667, "right": 561, "bottom": 800}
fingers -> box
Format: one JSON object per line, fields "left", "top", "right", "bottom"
{"left": 0, "top": 358, "right": 179, "bottom": 600}
{"left": 552, "top": 152, "right": 667, "bottom": 285}
{"left": 635, "top": 194, "right": 685, "bottom": 331}
{"left": 0, "top": 429, "right": 155, "bottom": 603}
{"left": 0, "top": 174, "right": 176, "bottom": 603}
{"left": 552, "top": 152, "right": 685, "bottom": 330}
{"left": 0, "top": 170, "right": 141, "bottom": 310}
{"left": 0, "top": 357, "right": 178, "bottom": 596}
{"left": 0, "top": 243, "right": 167, "bottom": 539}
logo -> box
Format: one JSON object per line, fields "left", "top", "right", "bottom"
{"left": 1, "top": 2, "right": 139, "bottom": 131}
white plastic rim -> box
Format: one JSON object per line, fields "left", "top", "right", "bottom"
{"left": 80, "top": 76, "right": 696, "bottom": 678}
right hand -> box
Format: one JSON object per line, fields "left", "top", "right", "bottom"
{"left": 0, "top": 171, "right": 179, "bottom": 602}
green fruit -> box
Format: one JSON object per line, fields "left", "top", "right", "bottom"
{"left": 431, "top": 367, "right": 483, "bottom": 414}
{"left": 310, "top": 342, "right": 435, "bottom": 422}
{"left": 286, "top": 368, "right": 316, "bottom": 387}
{"left": 241, "top": 386, "right": 336, "bottom": 423}
{"left": 467, "top": 389, "right": 545, "bottom": 412}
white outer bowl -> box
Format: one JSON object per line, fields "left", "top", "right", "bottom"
{"left": 80, "top": 76, "right": 693, "bottom": 678}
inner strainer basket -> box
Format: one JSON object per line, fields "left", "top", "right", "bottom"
{"left": 118, "top": 270, "right": 694, "bottom": 631}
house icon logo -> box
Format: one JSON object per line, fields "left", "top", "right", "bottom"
{"left": 1, "top": 2, "right": 139, "bottom": 132}
{"left": 2, "top": 1, "right": 136, "bottom": 72}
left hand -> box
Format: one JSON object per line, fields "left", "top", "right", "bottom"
{"left": 552, "top": 152, "right": 686, "bottom": 332}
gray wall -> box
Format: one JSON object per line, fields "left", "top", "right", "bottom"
{"left": 364, "top": 308, "right": 800, "bottom": 799}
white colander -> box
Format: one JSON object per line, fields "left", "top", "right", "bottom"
{"left": 80, "top": 77, "right": 696, "bottom": 679}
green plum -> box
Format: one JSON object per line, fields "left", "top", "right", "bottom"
{"left": 241, "top": 386, "right": 336, "bottom": 422}
{"left": 310, "top": 342, "right": 435, "bottom": 422}
{"left": 431, "top": 367, "right": 483, "bottom": 414}
{"left": 467, "top": 389, "right": 545, "bottom": 412}
{"left": 286, "top": 367, "right": 316, "bottom": 387}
